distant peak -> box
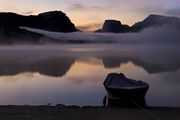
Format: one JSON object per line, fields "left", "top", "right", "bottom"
{"left": 146, "top": 14, "right": 179, "bottom": 20}
{"left": 104, "top": 19, "right": 121, "bottom": 24}
{"left": 105, "top": 19, "right": 120, "bottom": 22}
{"left": 146, "top": 14, "right": 165, "bottom": 19}
{"left": 38, "top": 11, "right": 65, "bottom": 16}
{"left": 95, "top": 19, "right": 131, "bottom": 33}
{"left": 0, "top": 12, "right": 20, "bottom": 16}
{"left": 148, "top": 14, "right": 162, "bottom": 17}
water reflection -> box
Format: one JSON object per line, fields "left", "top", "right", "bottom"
{"left": 0, "top": 45, "right": 179, "bottom": 77}
{"left": 0, "top": 45, "right": 179, "bottom": 106}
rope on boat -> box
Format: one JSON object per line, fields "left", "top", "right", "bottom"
{"left": 131, "top": 100, "right": 161, "bottom": 120}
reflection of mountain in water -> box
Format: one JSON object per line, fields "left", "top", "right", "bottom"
{"left": 0, "top": 55, "right": 180, "bottom": 77}
{"left": 0, "top": 57, "right": 75, "bottom": 77}
{"left": 101, "top": 56, "right": 180, "bottom": 73}
{"left": 0, "top": 46, "right": 179, "bottom": 77}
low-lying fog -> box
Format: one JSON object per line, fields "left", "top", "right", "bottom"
{"left": 21, "top": 25, "right": 180, "bottom": 44}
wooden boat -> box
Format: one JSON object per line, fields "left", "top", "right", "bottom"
{"left": 103, "top": 73, "right": 149, "bottom": 99}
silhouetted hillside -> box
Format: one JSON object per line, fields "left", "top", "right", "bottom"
{"left": 0, "top": 11, "right": 78, "bottom": 44}
{"left": 131, "top": 14, "right": 180, "bottom": 32}
{"left": 96, "top": 20, "right": 130, "bottom": 33}
{"left": 96, "top": 15, "right": 180, "bottom": 33}
{"left": 0, "top": 11, "right": 78, "bottom": 32}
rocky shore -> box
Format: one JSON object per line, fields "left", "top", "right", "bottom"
{"left": 0, "top": 105, "right": 179, "bottom": 120}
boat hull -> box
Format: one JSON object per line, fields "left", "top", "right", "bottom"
{"left": 103, "top": 95, "right": 147, "bottom": 107}
{"left": 105, "top": 85, "right": 149, "bottom": 99}
{"left": 104, "top": 73, "right": 149, "bottom": 99}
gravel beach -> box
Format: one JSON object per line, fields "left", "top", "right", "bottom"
{"left": 0, "top": 106, "right": 179, "bottom": 120}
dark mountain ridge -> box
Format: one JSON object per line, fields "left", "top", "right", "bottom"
{"left": 96, "top": 14, "right": 180, "bottom": 33}
{"left": 0, "top": 11, "right": 78, "bottom": 44}
{"left": 0, "top": 11, "right": 180, "bottom": 44}
{"left": 0, "top": 11, "right": 78, "bottom": 32}
{"left": 131, "top": 14, "right": 180, "bottom": 32}
{"left": 95, "top": 20, "right": 130, "bottom": 33}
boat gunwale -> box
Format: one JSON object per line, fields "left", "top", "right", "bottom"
{"left": 103, "top": 73, "right": 149, "bottom": 89}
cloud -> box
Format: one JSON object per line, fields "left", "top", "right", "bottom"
{"left": 67, "top": 2, "right": 165, "bottom": 15}
{"left": 67, "top": 3, "right": 85, "bottom": 10}
{"left": 66, "top": 3, "right": 114, "bottom": 12}
{"left": 21, "top": 11, "right": 35, "bottom": 15}
{"left": 21, "top": 25, "right": 180, "bottom": 44}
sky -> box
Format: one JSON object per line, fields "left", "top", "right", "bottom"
{"left": 0, "top": 0, "right": 180, "bottom": 31}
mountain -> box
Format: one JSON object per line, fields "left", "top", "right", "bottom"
{"left": 0, "top": 11, "right": 78, "bottom": 32}
{"left": 131, "top": 14, "right": 180, "bottom": 32}
{"left": 95, "top": 20, "right": 130, "bottom": 33}
{"left": 0, "top": 11, "right": 78, "bottom": 44}
{"left": 95, "top": 14, "right": 180, "bottom": 33}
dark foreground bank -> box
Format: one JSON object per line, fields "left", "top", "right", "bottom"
{"left": 0, "top": 106, "right": 179, "bottom": 120}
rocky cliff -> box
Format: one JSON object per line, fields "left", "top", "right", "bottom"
{"left": 96, "top": 20, "right": 130, "bottom": 33}
{"left": 0, "top": 11, "right": 78, "bottom": 32}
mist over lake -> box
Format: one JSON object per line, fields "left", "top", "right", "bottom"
{"left": 0, "top": 44, "right": 179, "bottom": 107}
{"left": 21, "top": 25, "right": 180, "bottom": 44}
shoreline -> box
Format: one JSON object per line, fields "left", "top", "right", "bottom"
{"left": 0, "top": 105, "right": 179, "bottom": 120}
{"left": 1, "top": 104, "right": 180, "bottom": 109}
{"left": 1, "top": 105, "right": 180, "bottom": 109}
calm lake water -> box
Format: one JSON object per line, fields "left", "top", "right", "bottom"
{"left": 0, "top": 44, "right": 179, "bottom": 107}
